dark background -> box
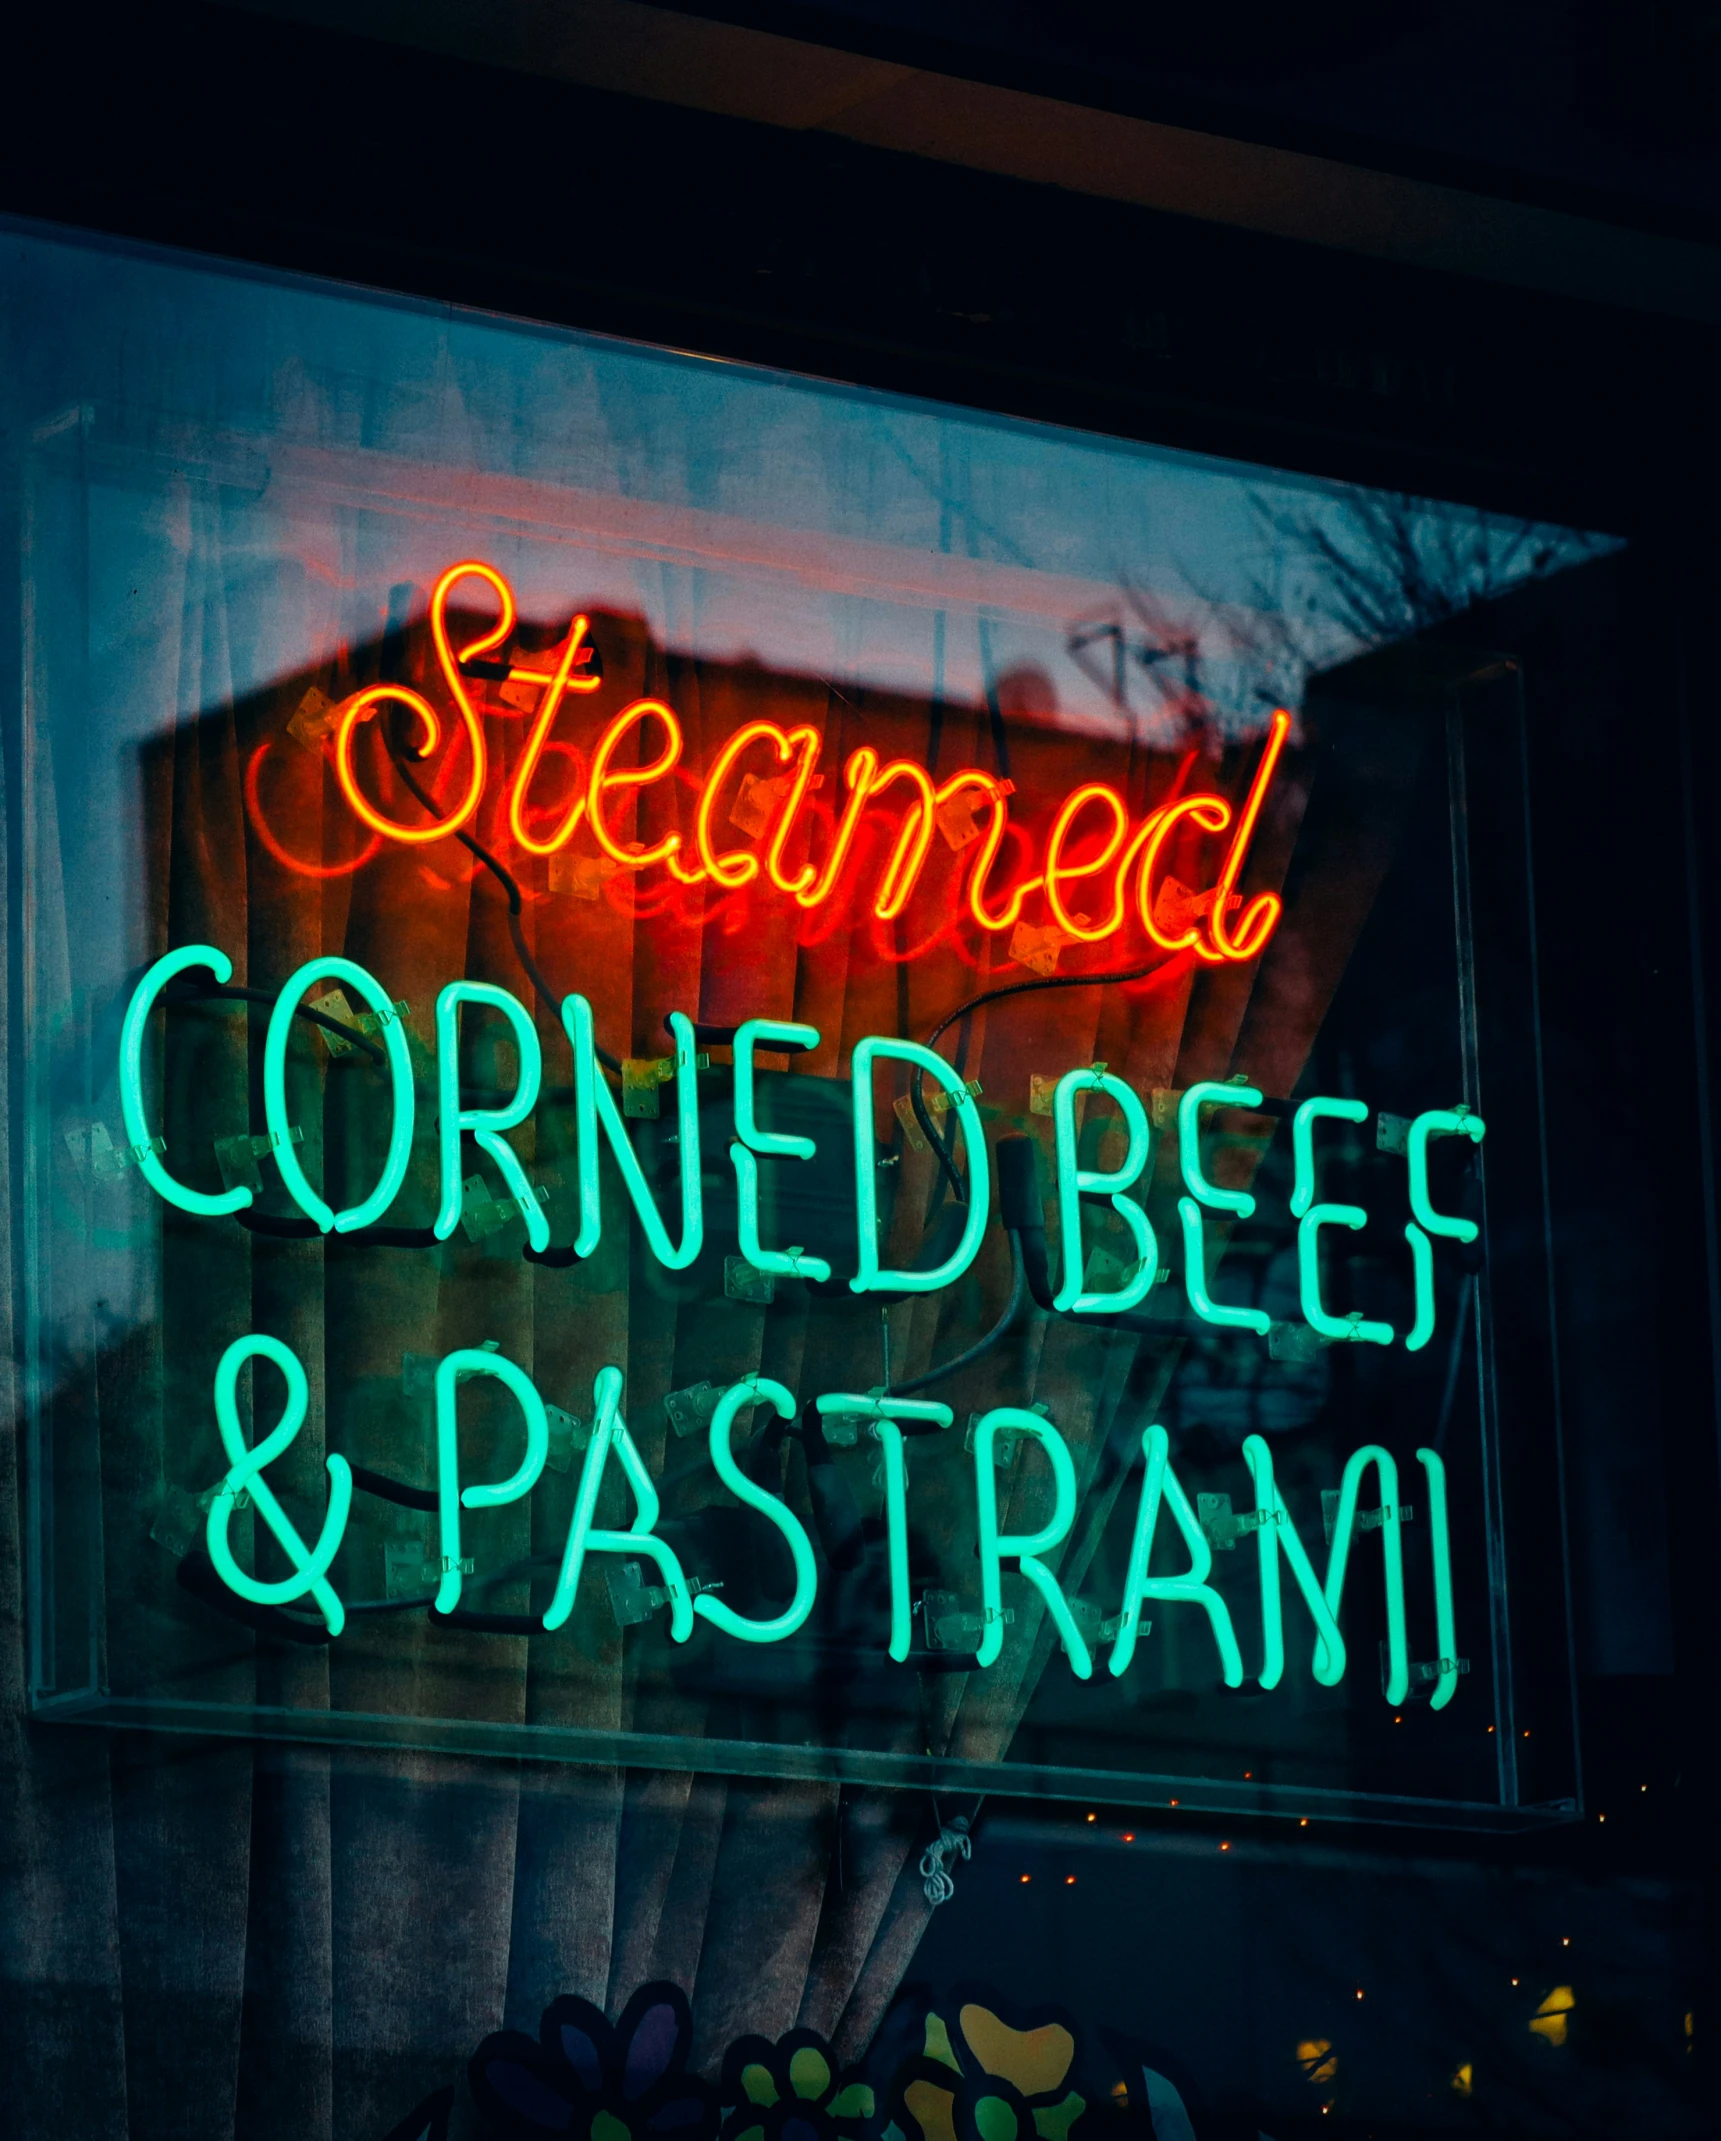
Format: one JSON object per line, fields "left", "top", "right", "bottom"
{"left": 4, "top": 2, "right": 1718, "bottom": 2130}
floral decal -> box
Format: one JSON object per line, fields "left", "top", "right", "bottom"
{"left": 719, "top": 2026, "right": 878, "bottom": 2141}
{"left": 470, "top": 1983, "right": 719, "bottom": 2141}
{"left": 892, "top": 2000, "right": 1086, "bottom": 2141}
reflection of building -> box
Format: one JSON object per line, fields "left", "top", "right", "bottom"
{"left": 5, "top": 9, "right": 1717, "bottom": 2140}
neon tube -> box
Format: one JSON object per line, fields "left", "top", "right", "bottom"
{"left": 543, "top": 1366, "right": 693, "bottom": 1635}
{"left": 876, "top": 1418, "right": 911, "bottom": 1661}
{"left": 118, "top": 944, "right": 254, "bottom": 1217}
{"left": 265, "top": 956, "right": 415, "bottom": 1234}
{"left": 332, "top": 561, "right": 501, "bottom": 843}
{"left": 971, "top": 1408, "right": 1092, "bottom": 1677}
{"left": 586, "top": 700, "right": 685, "bottom": 869}
{"left": 507, "top": 613, "right": 601, "bottom": 856}
{"left": 817, "top": 1392, "right": 953, "bottom": 1661}
{"left": 1204, "top": 710, "right": 1291, "bottom": 962}
{"left": 1179, "top": 1200, "right": 1271, "bottom": 1337}
{"left": 850, "top": 1037, "right": 990, "bottom": 1292}
{"left": 207, "top": 1333, "right": 351, "bottom": 1635}
{"left": 1177, "top": 1082, "right": 1260, "bottom": 1218}
{"left": 1417, "top": 1445, "right": 1460, "bottom": 1711}
{"left": 695, "top": 722, "right": 820, "bottom": 893}
{"left": 1290, "top": 1096, "right": 1368, "bottom": 1219}
{"left": 731, "top": 1017, "right": 831, "bottom": 1282}
{"left": 692, "top": 1379, "right": 818, "bottom": 1643}
{"left": 1241, "top": 1434, "right": 1345, "bottom": 1690}
{"left": 1135, "top": 797, "right": 1231, "bottom": 953}
{"left": 1176, "top": 1080, "right": 1269, "bottom": 1335}
{"left": 1043, "top": 785, "right": 1131, "bottom": 941}
{"left": 562, "top": 996, "right": 704, "bottom": 1269}
{"left": 1323, "top": 1443, "right": 1409, "bottom": 1705}
{"left": 1109, "top": 1424, "right": 1243, "bottom": 1685}
{"left": 1051, "top": 1069, "right": 1157, "bottom": 1315}
{"left": 1298, "top": 1204, "right": 1394, "bottom": 1346}
{"left": 434, "top": 982, "right": 549, "bottom": 1252}
{"left": 1404, "top": 1222, "right": 1437, "bottom": 1352}
{"left": 1408, "top": 1107, "right": 1486, "bottom": 1241}
{"left": 433, "top": 1347, "right": 549, "bottom": 1614}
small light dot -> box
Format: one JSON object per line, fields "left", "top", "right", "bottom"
{"left": 1086, "top": 1812, "right": 1096, "bottom": 1822}
{"left": 1244, "top": 1771, "right": 1253, "bottom": 1780}
{"left": 1065, "top": 1875, "right": 1077, "bottom": 1886}
{"left": 1641, "top": 1784, "right": 1648, "bottom": 1792}
{"left": 1356, "top": 1989, "right": 1364, "bottom": 2000}
{"left": 1169, "top": 1799, "right": 1179, "bottom": 1808}
{"left": 1220, "top": 1841, "right": 1231, "bottom": 1852}
{"left": 1299, "top": 1818, "right": 1309, "bottom": 1828}
{"left": 1020, "top": 1874, "right": 1031, "bottom": 1884}
{"left": 1122, "top": 1832, "right": 1135, "bottom": 1842}
{"left": 1512, "top": 1978, "right": 1519, "bottom": 1986}
{"left": 1562, "top": 1937, "right": 1570, "bottom": 1947}
{"left": 1599, "top": 1813, "right": 1606, "bottom": 1823}
{"left": 1524, "top": 1730, "right": 1531, "bottom": 1738}
{"left": 1488, "top": 1725, "right": 1495, "bottom": 1734}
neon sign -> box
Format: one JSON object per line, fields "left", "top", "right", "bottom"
{"left": 120, "top": 942, "right": 1482, "bottom": 1704}
{"left": 309, "top": 561, "right": 1293, "bottom": 961}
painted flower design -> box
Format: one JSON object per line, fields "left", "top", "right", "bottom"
{"left": 720, "top": 2026, "right": 878, "bottom": 2141}
{"left": 893, "top": 2002, "right": 1086, "bottom": 2141}
{"left": 470, "top": 1983, "right": 719, "bottom": 2141}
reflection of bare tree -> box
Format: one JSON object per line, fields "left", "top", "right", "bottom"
{"left": 1067, "top": 491, "right": 1616, "bottom": 741}
{"left": 1232, "top": 489, "right": 1618, "bottom": 709}
{"left": 1250, "top": 488, "right": 1615, "bottom": 645}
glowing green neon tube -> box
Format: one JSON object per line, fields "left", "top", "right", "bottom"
{"left": 876, "top": 1419, "right": 910, "bottom": 1662}
{"left": 1179, "top": 1198, "right": 1271, "bottom": 1337}
{"left": 1109, "top": 1424, "right": 1243, "bottom": 1685}
{"left": 118, "top": 944, "right": 254, "bottom": 1217}
{"left": 434, "top": 1347, "right": 550, "bottom": 1613}
{"left": 1404, "top": 1222, "right": 1436, "bottom": 1352}
{"left": 1178, "top": 1081, "right": 1260, "bottom": 1218}
{"left": 693, "top": 1378, "right": 819, "bottom": 1643}
{"left": 1408, "top": 1107, "right": 1486, "bottom": 1241}
{"left": 851, "top": 1037, "right": 990, "bottom": 1294}
{"left": 1052, "top": 1069, "right": 1158, "bottom": 1315}
{"left": 543, "top": 1366, "right": 693, "bottom": 1636}
{"left": 207, "top": 1333, "right": 351, "bottom": 1635}
{"left": 1290, "top": 1095, "right": 1368, "bottom": 1219}
{"left": 434, "top": 983, "right": 549, "bottom": 1252}
{"left": 1240, "top": 1434, "right": 1346, "bottom": 1690}
{"left": 731, "top": 1017, "right": 831, "bottom": 1282}
{"left": 1297, "top": 1204, "right": 1395, "bottom": 1346}
{"left": 1322, "top": 1443, "right": 1409, "bottom": 1705}
{"left": 817, "top": 1391, "right": 953, "bottom": 1660}
{"left": 561, "top": 996, "right": 704, "bottom": 1270}
{"left": 264, "top": 955, "right": 416, "bottom": 1234}
{"left": 972, "top": 1407, "right": 1092, "bottom": 1678}
{"left": 1417, "top": 1445, "right": 1460, "bottom": 1711}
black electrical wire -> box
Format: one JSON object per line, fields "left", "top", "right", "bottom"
{"left": 909, "top": 953, "right": 1177, "bottom": 1202}
{"left": 163, "top": 980, "right": 383, "bottom": 1064}
{"left": 384, "top": 716, "right": 624, "bottom": 1075}
{"left": 889, "top": 1231, "right": 1028, "bottom": 1394}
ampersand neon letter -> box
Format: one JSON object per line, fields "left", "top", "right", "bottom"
{"left": 206, "top": 1334, "right": 352, "bottom": 1635}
